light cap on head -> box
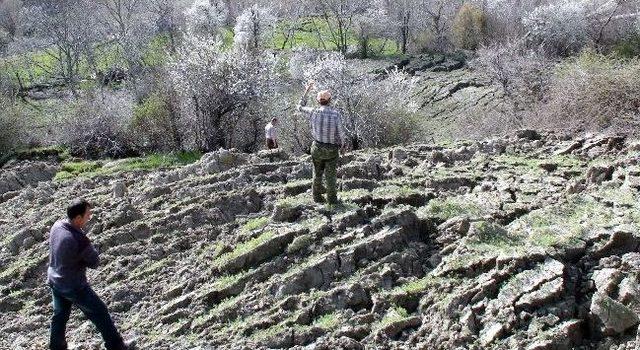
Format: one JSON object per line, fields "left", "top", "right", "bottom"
{"left": 316, "top": 90, "right": 332, "bottom": 103}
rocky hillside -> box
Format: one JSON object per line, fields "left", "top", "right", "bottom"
{"left": 1, "top": 130, "right": 640, "bottom": 349}
{"left": 388, "top": 54, "right": 507, "bottom": 141}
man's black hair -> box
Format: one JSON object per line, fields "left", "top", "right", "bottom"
{"left": 67, "top": 199, "right": 92, "bottom": 220}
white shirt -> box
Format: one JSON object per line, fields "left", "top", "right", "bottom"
{"left": 265, "top": 122, "right": 277, "bottom": 140}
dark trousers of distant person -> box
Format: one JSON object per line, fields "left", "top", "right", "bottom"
{"left": 50, "top": 284, "right": 125, "bottom": 350}
{"left": 266, "top": 138, "right": 278, "bottom": 161}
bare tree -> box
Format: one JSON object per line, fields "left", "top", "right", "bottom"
{"left": 272, "top": 0, "right": 307, "bottom": 49}
{"left": 472, "top": 40, "right": 551, "bottom": 124}
{"left": 383, "top": 0, "right": 423, "bottom": 54}
{"left": 353, "top": 4, "right": 393, "bottom": 58}
{"left": 148, "top": 0, "right": 189, "bottom": 52}
{"left": 419, "top": 0, "right": 461, "bottom": 53}
{"left": 30, "top": 0, "right": 97, "bottom": 94}
{"left": 314, "top": 0, "right": 370, "bottom": 55}
{"left": 0, "top": 95, "right": 24, "bottom": 158}
{"left": 94, "top": 0, "right": 155, "bottom": 76}
{"left": 0, "top": 0, "right": 21, "bottom": 39}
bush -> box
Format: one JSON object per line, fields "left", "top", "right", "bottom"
{"left": 613, "top": 33, "right": 640, "bottom": 58}
{"left": 130, "top": 92, "right": 182, "bottom": 152}
{"left": 61, "top": 90, "right": 137, "bottom": 159}
{"left": 452, "top": 3, "right": 486, "bottom": 50}
{"left": 0, "top": 96, "right": 24, "bottom": 160}
{"left": 521, "top": 0, "right": 635, "bottom": 56}
{"left": 523, "top": 1, "right": 591, "bottom": 56}
{"left": 540, "top": 51, "right": 640, "bottom": 133}
{"left": 472, "top": 41, "right": 551, "bottom": 115}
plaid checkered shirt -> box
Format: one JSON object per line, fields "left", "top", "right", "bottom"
{"left": 297, "top": 96, "right": 346, "bottom": 146}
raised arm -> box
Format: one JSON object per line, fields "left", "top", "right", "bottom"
{"left": 296, "top": 81, "right": 315, "bottom": 114}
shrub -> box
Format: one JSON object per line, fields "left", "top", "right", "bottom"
{"left": 61, "top": 90, "right": 137, "bottom": 159}
{"left": 540, "top": 51, "right": 640, "bottom": 133}
{"left": 613, "top": 33, "right": 640, "bottom": 58}
{"left": 0, "top": 96, "right": 23, "bottom": 160}
{"left": 523, "top": 1, "right": 591, "bottom": 55}
{"left": 452, "top": 2, "right": 486, "bottom": 50}
{"left": 130, "top": 92, "right": 182, "bottom": 152}
{"left": 521, "top": 0, "right": 632, "bottom": 56}
{"left": 472, "top": 41, "right": 551, "bottom": 118}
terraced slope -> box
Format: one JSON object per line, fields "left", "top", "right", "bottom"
{"left": 1, "top": 130, "right": 640, "bottom": 349}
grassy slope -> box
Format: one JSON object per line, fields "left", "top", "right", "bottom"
{"left": 54, "top": 151, "right": 202, "bottom": 180}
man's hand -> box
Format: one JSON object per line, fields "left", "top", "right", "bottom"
{"left": 304, "top": 80, "right": 315, "bottom": 93}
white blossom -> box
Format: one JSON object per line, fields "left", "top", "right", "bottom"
{"left": 233, "top": 5, "right": 276, "bottom": 52}
{"left": 184, "top": 0, "right": 227, "bottom": 37}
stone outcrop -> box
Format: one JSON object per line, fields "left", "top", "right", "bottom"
{"left": 1, "top": 131, "right": 639, "bottom": 349}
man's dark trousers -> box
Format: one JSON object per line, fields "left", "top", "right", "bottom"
{"left": 50, "top": 284, "right": 124, "bottom": 350}
{"left": 311, "top": 140, "right": 340, "bottom": 204}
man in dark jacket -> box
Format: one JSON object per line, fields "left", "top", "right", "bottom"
{"left": 48, "top": 199, "right": 131, "bottom": 350}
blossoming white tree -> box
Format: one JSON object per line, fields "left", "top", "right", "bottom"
{"left": 233, "top": 4, "right": 276, "bottom": 52}
{"left": 170, "top": 36, "right": 278, "bottom": 151}
{"left": 184, "top": 0, "right": 227, "bottom": 38}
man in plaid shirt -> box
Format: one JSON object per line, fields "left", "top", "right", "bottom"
{"left": 297, "top": 81, "right": 346, "bottom": 204}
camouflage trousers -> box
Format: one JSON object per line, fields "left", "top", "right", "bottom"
{"left": 310, "top": 141, "right": 340, "bottom": 204}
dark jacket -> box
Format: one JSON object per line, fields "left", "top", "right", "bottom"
{"left": 47, "top": 220, "right": 99, "bottom": 291}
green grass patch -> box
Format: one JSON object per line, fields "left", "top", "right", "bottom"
{"left": 241, "top": 216, "right": 270, "bottom": 232}
{"left": 372, "top": 185, "right": 420, "bottom": 199}
{"left": 468, "top": 221, "right": 526, "bottom": 253}
{"left": 287, "top": 234, "right": 314, "bottom": 254}
{"left": 417, "top": 196, "right": 485, "bottom": 221}
{"left": 212, "top": 270, "right": 250, "bottom": 290}
{"left": 275, "top": 193, "right": 315, "bottom": 208}
{"left": 55, "top": 160, "right": 103, "bottom": 180}
{"left": 392, "top": 275, "right": 453, "bottom": 295}
{"left": 510, "top": 194, "right": 617, "bottom": 248}
{"left": 596, "top": 186, "right": 637, "bottom": 207}
{"left": 494, "top": 154, "right": 584, "bottom": 173}
{"left": 213, "top": 231, "right": 276, "bottom": 269}
{"left": 129, "top": 259, "right": 167, "bottom": 280}
{"left": 270, "top": 17, "right": 400, "bottom": 57}
{"left": 14, "top": 145, "right": 70, "bottom": 161}
{"left": 312, "top": 312, "right": 341, "bottom": 330}
{"left": 283, "top": 179, "right": 312, "bottom": 188}
{"left": 340, "top": 188, "right": 372, "bottom": 200}
{"left": 376, "top": 306, "right": 409, "bottom": 330}
{"left": 54, "top": 151, "right": 202, "bottom": 180}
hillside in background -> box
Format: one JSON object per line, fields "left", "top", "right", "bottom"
{"left": 1, "top": 0, "right": 639, "bottom": 162}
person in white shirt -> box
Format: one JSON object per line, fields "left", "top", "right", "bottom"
{"left": 265, "top": 117, "right": 278, "bottom": 150}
